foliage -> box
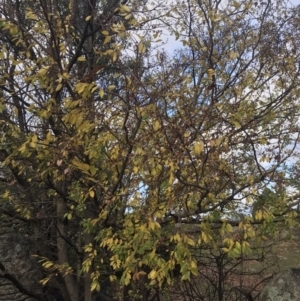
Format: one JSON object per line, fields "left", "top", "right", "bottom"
{"left": 0, "top": 0, "right": 300, "bottom": 300}
{"left": 169, "top": 239, "right": 277, "bottom": 301}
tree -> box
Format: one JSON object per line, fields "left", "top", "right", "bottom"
{"left": 0, "top": 0, "right": 300, "bottom": 300}
{"left": 168, "top": 239, "right": 276, "bottom": 301}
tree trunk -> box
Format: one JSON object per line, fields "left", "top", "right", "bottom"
{"left": 57, "top": 198, "right": 80, "bottom": 301}
{"left": 83, "top": 200, "right": 96, "bottom": 301}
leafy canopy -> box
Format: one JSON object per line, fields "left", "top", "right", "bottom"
{"left": 0, "top": 0, "right": 300, "bottom": 300}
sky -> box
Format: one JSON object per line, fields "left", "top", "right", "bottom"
{"left": 161, "top": 0, "right": 300, "bottom": 54}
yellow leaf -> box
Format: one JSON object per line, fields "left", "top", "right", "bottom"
{"left": 229, "top": 50, "right": 238, "bottom": 59}
{"left": 85, "top": 15, "right": 92, "bottom": 21}
{"left": 123, "top": 272, "right": 131, "bottom": 285}
{"left": 181, "top": 271, "right": 190, "bottom": 280}
{"left": 194, "top": 141, "right": 204, "bottom": 155}
{"left": 77, "top": 56, "right": 86, "bottom": 62}
{"left": 108, "top": 85, "right": 116, "bottom": 91}
{"left": 71, "top": 158, "right": 90, "bottom": 172}
{"left": 38, "top": 66, "right": 50, "bottom": 76}
{"left": 75, "top": 82, "right": 87, "bottom": 94}
{"left": 255, "top": 210, "right": 263, "bottom": 221}
{"left": 119, "top": 4, "right": 131, "bottom": 13}
{"left": 43, "top": 262, "right": 53, "bottom": 268}
{"left": 148, "top": 221, "right": 156, "bottom": 231}
{"left": 102, "top": 30, "right": 109, "bottom": 35}
{"left": 248, "top": 174, "right": 254, "bottom": 184}
{"left": 148, "top": 270, "right": 157, "bottom": 280}
{"left": 232, "top": 0, "right": 240, "bottom": 8}
{"left": 30, "top": 134, "right": 38, "bottom": 148}
{"left": 124, "top": 13, "right": 132, "bottom": 20}
{"left": 56, "top": 83, "right": 62, "bottom": 91}
{"left": 235, "top": 241, "right": 241, "bottom": 250}
{"left": 39, "top": 277, "right": 51, "bottom": 285}
{"left": 104, "top": 36, "right": 112, "bottom": 45}
{"left": 26, "top": 11, "right": 38, "bottom": 20}
{"left": 113, "top": 52, "right": 118, "bottom": 62}
{"left": 174, "top": 233, "right": 181, "bottom": 242}
{"left": 226, "top": 223, "right": 233, "bottom": 232}
{"left": 89, "top": 190, "right": 95, "bottom": 198}
{"left": 75, "top": 115, "right": 83, "bottom": 128}
{"left": 109, "top": 275, "right": 117, "bottom": 282}
{"left": 138, "top": 271, "right": 147, "bottom": 279}
{"left": 154, "top": 222, "right": 161, "bottom": 229}
{"left": 89, "top": 166, "right": 98, "bottom": 176}
{"left": 190, "top": 260, "right": 197, "bottom": 269}
{"left": 85, "top": 243, "right": 93, "bottom": 252}
{"left": 138, "top": 42, "right": 146, "bottom": 54}
{"left": 187, "top": 237, "right": 195, "bottom": 246}
{"left": 32, "top": 134, "right": 38, "bottom": 143}
{"left": 91, "top": 281, "right": 100, "bottom": 292}
{"left": 99, "top": 89, "right": 104, "bottom": 98}
{"left": 66, "top": 99, "right": 80, "bottom": 109}
{"left": 232, "top": 120, "right": 241, "bottom": 128}
{"left": 202, "top": 231, "right": 210, "bottom": 243}
{"left": 153, "top": 120, "right": 161, "bottom": 131}
{"left": 207, "top": 68, "right": 215, "bottom": 79}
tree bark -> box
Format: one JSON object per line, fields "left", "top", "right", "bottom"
{"left": 57, "top": 198, "right": 80, "bottom": 301}
{"left": 83, "top": 200, "right": 95, "bottom": 301}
